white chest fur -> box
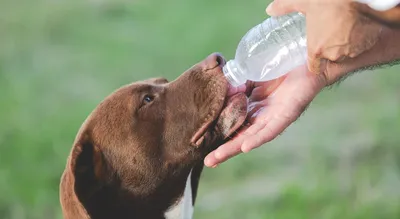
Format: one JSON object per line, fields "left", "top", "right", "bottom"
{"left": 164, "top": 170, "right": 194, "bottom": 219}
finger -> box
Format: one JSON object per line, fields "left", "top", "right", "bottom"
{"left": 241, "top": 116, "right": 293, "bottom": 153}
{"left": 266, "top": 0, "right": 299, "bottom": 17}
{"left": 204, "top": 123, "right": 265, "bottom": 167}
{"left": 210, "top": 122, "right": 266, "bottom": 162}
{"left": 241, "top": 128, "right": 276, "bottom": 153}
{"left": 204, "top": 133, "right": 246, "bottom": 167}
{"left": 305, "top": 13, "right": 328, "bottom": 75}
{"left": 307, "top": 51, "right": 327, "bottom": 74}
{"left": 250, "top": 77, "right": 286, "bottom": 101}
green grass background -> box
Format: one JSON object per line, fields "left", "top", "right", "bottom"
{"left": 1, "top": 0, "right": 400, "bottom": 218}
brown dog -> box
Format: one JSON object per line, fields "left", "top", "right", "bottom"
{"left": 59, "top": 53, "right": 248, "bottom": 219}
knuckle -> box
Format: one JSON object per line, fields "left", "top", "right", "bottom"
{"left": 348, "top": 53, "right": 358, "bottom": 58}
{"left": 325, "top": 51, "right": 343, "bottom": 62}
{"left": 309, "top": 46, "right": 323, "bottom": 58}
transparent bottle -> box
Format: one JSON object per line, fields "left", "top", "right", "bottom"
{"left": 223, "top": 12, "right": 307, "bottom": 87}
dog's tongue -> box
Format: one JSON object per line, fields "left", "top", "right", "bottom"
{"left": 216, "top": 93, "right": 248, "bottom": 139}
{"left": 226, "top": 83, "right": 247, "bottom": 96}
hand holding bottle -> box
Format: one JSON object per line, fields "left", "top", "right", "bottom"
{"left": 204, "top": 26, "right": 400, "bottom": 168}
{"left": 266, "top": 0, "right": 383, "bottom": 74}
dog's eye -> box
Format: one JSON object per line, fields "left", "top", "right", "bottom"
{"left": 143, "top": 95, "right": 154, "bottom": 104}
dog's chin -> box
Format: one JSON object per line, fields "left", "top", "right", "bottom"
{"left": 200, "top": 92, "right": 248, "bottom": 151}
{"left": 215, "top": 93, "right": 248, "bottom": 140}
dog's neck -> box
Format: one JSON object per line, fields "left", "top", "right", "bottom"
{"left": 60, "top": 163, "right": 204, "bottom": 219}
{"left": 164, "top": 169, "right": 194, "bottom": 219}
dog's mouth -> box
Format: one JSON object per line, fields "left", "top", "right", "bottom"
{"left": 189, "top": 53, "right": 248, "bottom": 148}
{"left": 215, "top": 92, "right": 248, "bottom": 139}
{"left": 190, "top": 81, "right": 248, "bottom": 147}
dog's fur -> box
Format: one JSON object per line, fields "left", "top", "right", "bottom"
{"left": 59, "top": 53, "right": 248, "bottom": 219}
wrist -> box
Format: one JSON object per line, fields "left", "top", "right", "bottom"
{"left": 353, "top": 0, "right": 400, "bottom": 11}
{"left": 353, "top": 2, "right": 400, "bottom": 27}
{"left": 324, "top": 26, "right": 400, "bottom": 86}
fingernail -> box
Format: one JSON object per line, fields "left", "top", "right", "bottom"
{"left": 204, "top": 158, "right": 212, "bottom": 167}
{"left": 266, "top": 2, "right": 274, "bottom": 15}
{"left": 211, "top": 164, "right": 219, "bottom": 168}
{"left": 241, "top": 145, "right": 252, "bottom": 153}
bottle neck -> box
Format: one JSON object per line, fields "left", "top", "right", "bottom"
{"left": 223, "top": 60, "right": 246, "bottom": 87}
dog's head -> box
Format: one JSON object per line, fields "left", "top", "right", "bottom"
{"left": 60, "top": 53, "right": 247, "bottom": 218}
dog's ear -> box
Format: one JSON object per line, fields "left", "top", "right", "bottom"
{"left": 69, "top": 133, "right": 106, "bottom": 199}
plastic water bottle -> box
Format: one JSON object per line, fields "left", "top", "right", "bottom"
{"left": 223, "top": 12, "right": 307, "bottom": 87}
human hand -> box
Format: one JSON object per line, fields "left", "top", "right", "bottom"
{"left": 204, "top": 65, "right": 327, "bottom": 167}
{"left": 204, "top": 24, "right": 400, "bottom": 168}
{"left": 266, "top": 0, "right": 383, "bottom": 74}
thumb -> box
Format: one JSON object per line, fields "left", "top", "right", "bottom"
{"left": 307, "top": 51, "right": 327, "bottom": 74}
{"left": 304, "top": 12, "right": 327, "bottom": 74}
{"left": 266, "top": 0, "right": 298, "bottom": 17}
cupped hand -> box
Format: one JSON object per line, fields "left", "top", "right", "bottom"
{"left": 204, "top": 65, "right": 327, "bottom": 167}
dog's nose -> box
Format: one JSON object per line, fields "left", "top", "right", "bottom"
{"left": 202, "top": 53, "right": 226, "bottom": 70}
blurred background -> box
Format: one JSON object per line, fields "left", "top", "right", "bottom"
{"left": 1, "top": 0, "right": 400, "bottom": 218}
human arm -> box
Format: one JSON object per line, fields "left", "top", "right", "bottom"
{"left": 354, "top": 1, "right": 400, "bottom": 28}
{"left": 324, "top": 26, "right": 400, "bottom": 85}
